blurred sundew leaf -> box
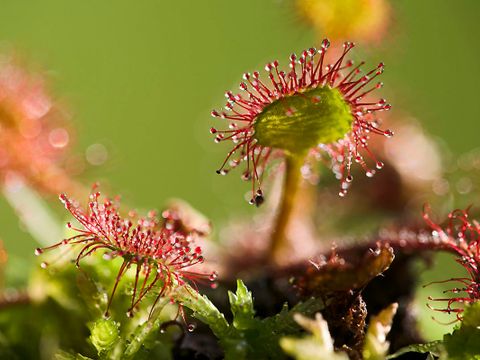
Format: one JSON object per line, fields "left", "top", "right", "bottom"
{"left": 363, "top": 303, "right": 398, "bottom": 360}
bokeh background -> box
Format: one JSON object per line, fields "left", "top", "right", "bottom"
{"left": 0, "top": 0, "right": 478, "bottom": 340}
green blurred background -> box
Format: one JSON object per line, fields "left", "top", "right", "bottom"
{"left": 0, "top": 0, "right": 479, "bottom": 339}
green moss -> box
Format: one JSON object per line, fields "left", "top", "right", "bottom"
{"left": 89, "top": 319, "right": 119, "bottom": 353}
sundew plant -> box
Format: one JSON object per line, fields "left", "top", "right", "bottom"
{"left": 0, "top": 1, "right": 479, "bottom": 360}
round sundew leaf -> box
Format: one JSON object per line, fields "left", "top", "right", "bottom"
{"left": 254, "top": 87, "right": 353, "bottom": 156}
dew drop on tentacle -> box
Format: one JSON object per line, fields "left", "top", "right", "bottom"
{"left": 209, "top": 271, "right": 218, "bottom": 282}
{"left": 383, "top": 129, "right": 394, "bottom": 138}
{"left": 366, "top": 170, "right": 376, "bottom": 178}
{"left": 376, "top": 161, "right": 384, "bottom": 169}
{"left": 40, "top": 262, "right": 48, "bottom": 269}
{"left": 34, "top": 248, "right": 43, "bottom": 256}
{"left": 254, "top": 190, "right": 264, "bottom": 207}
{"left": 241, "top": 171, "right": 251, "bottom": 181}
{"left": 187, "top": 323, "right": 196, "bottom": 332}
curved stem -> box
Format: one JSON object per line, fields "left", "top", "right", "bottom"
{"left": 268, "top": 154, "right": 304, "bottom": 263}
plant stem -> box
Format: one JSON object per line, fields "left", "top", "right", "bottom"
{"left": 269, "top": 154, "right": 304, "bottom": 263}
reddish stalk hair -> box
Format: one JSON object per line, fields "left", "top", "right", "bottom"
{"left": 423, "top": 205, "right": 480, "bottom": 320}
{"left": 211, "top": 40, "right": 392, "bottom": 204}
{"left": 35, "top": 186, "right": 217, "bottom": 317}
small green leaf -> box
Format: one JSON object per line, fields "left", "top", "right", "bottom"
{"left": 228, "top": 280, "right": 255, "bottom": 330}
{"left": 363, "top": 303, "right": 398, "bottom": 360}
